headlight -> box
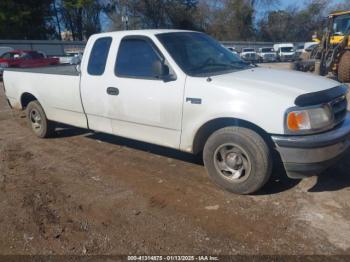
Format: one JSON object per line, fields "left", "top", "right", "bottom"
{"left": 286, "top": 105, "right": 333, "bottom": 134}
{"left": 0, "top": 62, "right": 8, "bottom": 68}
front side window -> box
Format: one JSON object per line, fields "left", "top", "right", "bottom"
{"left": 156, "top": 32, "right": 250, "bottom": 76}
{"left": 88, "top": 37, "right": 112, "bottom": 76}
{"left": 115, "top": 38, "right": 162, "bottom": 78}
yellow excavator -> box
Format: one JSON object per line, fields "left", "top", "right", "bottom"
{"left": 296, "top": 10, "right": 350, "bottom": 82}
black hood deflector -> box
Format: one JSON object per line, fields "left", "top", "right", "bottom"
{"left": 295, "top": 85, "right": 348, "bottom": 106}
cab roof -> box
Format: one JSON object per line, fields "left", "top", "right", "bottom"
{"left": 89, "top": 29, "right": 196, "bottom": 39}
{"left": 329, "top": 10, "right": 350, "bottom": 18}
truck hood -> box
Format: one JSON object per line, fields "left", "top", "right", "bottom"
{"left": 211, "top": 67, "right": 340, "bottom": 101}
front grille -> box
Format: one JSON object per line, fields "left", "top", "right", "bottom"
{"left": 330, "top": 95, "right": 348, "bottom": 125}
{"left": 245, "top": 54, "right": 256, "bottom": 59}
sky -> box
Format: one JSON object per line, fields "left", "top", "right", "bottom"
{"left": 256, "top": 0, "right": 347, "bottom": 19}
{"left": 278, "top": 0, "right": 345, "bottom": 9}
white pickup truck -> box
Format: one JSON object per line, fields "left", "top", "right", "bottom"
{"left": 3, "top": 30, "right": 350, "bottom": 194}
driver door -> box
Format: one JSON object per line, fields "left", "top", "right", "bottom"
{"left": 106, "top": 36, "right": 186, "bottom": 149}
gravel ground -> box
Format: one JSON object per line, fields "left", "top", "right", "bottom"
{"left": 257, "top": 62, "right": 294, "bottom": 70}
{"left": 0, "top": 66, "right": 350, "bottom": 256}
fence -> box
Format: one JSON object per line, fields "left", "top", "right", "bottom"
{"left": 0, "top": 40, "right": 86, "bottom": 56}
{"left": 0, "top": 39, "right": 304, "bottom": 56}
{"left": 221, "top": 41, "right": 303, "bottom": 51}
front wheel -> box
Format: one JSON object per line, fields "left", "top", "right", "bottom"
{"left": 26, "top": 100, "right": 55, "bottom": 138}
{"left": 203, "top": 127, "right": 272, "bottom": 194}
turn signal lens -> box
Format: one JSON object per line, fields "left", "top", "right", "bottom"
{"left": 287, "top": 111, "right": 311, "bottom": 131}
{"left": 286, "top": 106, "right": 332, "bottom": 133}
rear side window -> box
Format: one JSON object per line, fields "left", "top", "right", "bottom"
{"left": 88, "top": 37, "right": 112, "bottom": 76}
{"left": 115, "top": 38, "right": 162, "bottom": 78}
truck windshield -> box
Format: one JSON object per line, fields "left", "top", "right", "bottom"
{"left": 333, "top": 14, "right": 350, "bottom": 35}
{"left": 261, "top": 48, "right": 274, "bottom": 53}
{"left": 281, "top": 47, "right": 294, "bottom": 52}
{"left": 156, "top": 32, "right": 250, "bottom": 76}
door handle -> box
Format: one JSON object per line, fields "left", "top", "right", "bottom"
{"left": 107, "top": 87, "right": 119, "bottom": 96}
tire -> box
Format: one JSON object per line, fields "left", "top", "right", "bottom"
{"left": 26, "top": 100, "right": 55, "bottom": 138}
{"left": 338, "top": 51, "right": 350, "bottom": 82}
{"left": 203, "top": 127, "right": 272, "bottom": 194}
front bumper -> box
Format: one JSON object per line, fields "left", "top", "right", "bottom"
{"left": 272, "top": 113, "right": 350, "bottom": 179}
{"left": 264, "top": 58, "right": 277, "bottom": 62}
{"left": 263, "top": 56, "right": 277, "bottom": 62}
{"left": 280, "top": 56, "right": 294, "bottom": 62}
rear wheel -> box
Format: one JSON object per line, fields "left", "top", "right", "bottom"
{"left": 338, "top": 51, "right": 350, "bottom": 82}
{"left": 26, "top": 101, "right": 55, "bottom": 138}
{"left": 203, "top": 127, "right": 272, "bottom": 194}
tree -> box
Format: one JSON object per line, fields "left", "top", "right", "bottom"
{"left": 165, "top": 0, "right": 200, "bottom": 30}
{"left": 258, "top": 0, "right": 329, "bottom": 42}
{"left": 103, "top": 0, "right": 139, "bottom": 30}
{"left": 195, "top": 0, "right": 277, "bottom": 41}
{"left": 258, "top": 9, "right": 296, "bottom": 41}
{"left": 53, "top": 0, "right": 63, "bottom": 40}
{"left": 103, "top": 0, "right": 199, "bottom": 31}
{"left": 60, "top": 0, "right": 102, "bottom": 40}
{"left": 293, "top": 0, "right": 328, "bottom": 41}
{"left": 0, "top": 0, "right": 56, "bottom": 39}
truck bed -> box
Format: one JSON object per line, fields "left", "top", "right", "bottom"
{"left": 4, "top": 65, "right": 79, "bottom": 76}
{"left": 4, "top": 65, "right": 87, "bottom": 129}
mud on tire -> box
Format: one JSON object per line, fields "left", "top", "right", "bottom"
{"left": 26, "top": 100, "right": 55, "bottom": 138}
{"left": 338, "top": 51, "right": 350, "bottom": 83}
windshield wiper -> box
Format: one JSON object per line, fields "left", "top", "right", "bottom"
{"left": 232, "top": 59, "right": 256, "bottom": 66}
{"left": 190, "top": 63, "right": 234, "bottom": 73}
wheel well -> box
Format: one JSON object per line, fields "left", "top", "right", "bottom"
{"left": 192, "top": 118, "right": 273, "bottom": 155}
{"left": 20, "top": 93, "right": 37, "bottom": 109}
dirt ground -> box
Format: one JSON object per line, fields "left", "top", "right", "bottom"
{"left": 0, "top": 67, "right": 350, "bottom": 256}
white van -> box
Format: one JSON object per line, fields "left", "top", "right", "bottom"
{"left": 273, "top": 43, "right": 295, "bottom": 62}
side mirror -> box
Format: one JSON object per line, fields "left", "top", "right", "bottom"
{"left": 152, "top": 60, "right": 170, "bottom": 79}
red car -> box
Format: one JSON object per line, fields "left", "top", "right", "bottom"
{"left": 0, "top": 50, "right": 59, "bottom": 76}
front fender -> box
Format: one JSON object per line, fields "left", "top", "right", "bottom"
{"left": 179, "top": 76, "right": 292, "bottom": 152}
